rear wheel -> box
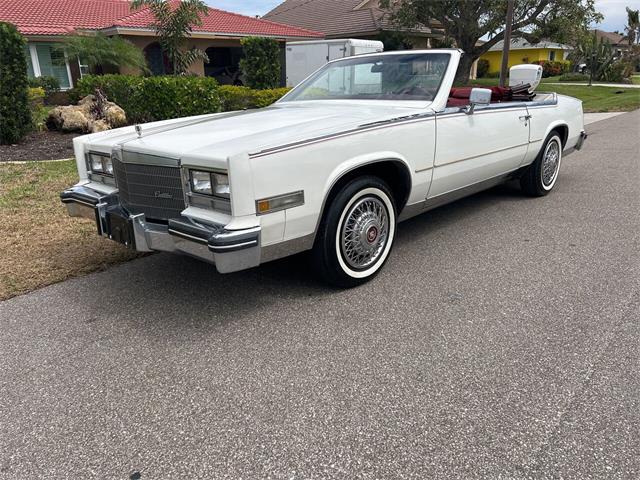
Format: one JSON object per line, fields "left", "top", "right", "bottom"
{"left": 313, "top": 176, "right": 396, "bottom": 288}
{"left": 520, "top": 133, "right": 563, "bottom": 196}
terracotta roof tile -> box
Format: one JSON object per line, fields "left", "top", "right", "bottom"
{"left": 263, "top": 0, "right": 433, "bottom": 37}
{"left": 0, "top": 0, "right": 323, "bottom": 38}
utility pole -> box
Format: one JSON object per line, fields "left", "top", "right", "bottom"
{"left": 499, "top": 0, "right": 515, "bottom": 87}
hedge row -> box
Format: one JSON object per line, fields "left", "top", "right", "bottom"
{"left": 74, "top": 75, "right": 221, "bottom": 123}
{"left": 75, "top": 75, "right": 290, "bottom": 123}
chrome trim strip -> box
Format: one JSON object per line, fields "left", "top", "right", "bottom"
{"left": 167, "top": 229, "right": 208, "bottom": 244}
{"left": 61, "top": 198, "right": 96, "bottom": 208}
{"left": 261, "top": 234, "right": 315, "bottom": 263}
{"left": 210, "top": 240, "right": 258, "bottom": 251}
{"left": 249, "top": 113, "right": 436, "bottom": 159}
{"left": 120, "top": 150, "right": 180, "bottom": 167}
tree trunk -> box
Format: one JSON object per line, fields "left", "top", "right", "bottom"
{"left": 453, "top": 54, "right": 476, "bottom": 86}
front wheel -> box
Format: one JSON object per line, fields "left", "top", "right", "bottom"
{"left": 520, "top": 133, "right": 563, "bottom": 196}
{"left": 313, "top": 176, "right": 397, "bottom": 288}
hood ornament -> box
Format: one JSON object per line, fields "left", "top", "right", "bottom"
{"left": 135, "top": 124, "right": 142, "bottom": 138}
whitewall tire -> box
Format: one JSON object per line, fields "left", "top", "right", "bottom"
{"left": 313, "top": 176, "right": 397, "bottom": 287}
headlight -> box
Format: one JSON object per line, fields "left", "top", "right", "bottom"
{"left": 190, "top": 170, "right": 230, "bottom": 199}
{"left": 87, "top": 153, "right": 113, "bottom": 176}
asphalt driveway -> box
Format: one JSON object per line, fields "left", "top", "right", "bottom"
{"left": 1, "top": 111, "right": 639, "bottom": 479}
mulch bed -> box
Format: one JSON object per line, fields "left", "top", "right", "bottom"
{"left": 0, "top": 130, "right": 78, "bottom": 162}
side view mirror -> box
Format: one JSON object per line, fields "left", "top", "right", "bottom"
{"left": 466, "top": 88, "right": 492, "bottom": 114}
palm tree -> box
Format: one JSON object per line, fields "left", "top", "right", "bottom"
{"left": 62, "top": 33, "right": 148, "bottom": 74}
{"left": 130, "top": 0, "right": 209, "bottom": 75}
{"left": 625, "top": 7, "right": 640, "bottom": 46}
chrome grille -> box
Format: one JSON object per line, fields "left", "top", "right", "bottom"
{"left": 112, "top": 157, "right": 185, "bottom": 221}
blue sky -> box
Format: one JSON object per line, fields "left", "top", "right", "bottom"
{"left": 206, "top": 0, "right": 640, "bottom": 33}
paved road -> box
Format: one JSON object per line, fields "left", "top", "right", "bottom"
{"left": 1, "top": 112, "right": 639, "bottom": 479}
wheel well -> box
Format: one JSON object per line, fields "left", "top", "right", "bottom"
{"left": 322, "top": 160, "right": 411, "bottom": 219}
{"left": 552, "top": 125, "right": 569, "bottom": 148}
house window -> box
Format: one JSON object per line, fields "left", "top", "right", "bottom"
{"left": 144, "top": 42, "right": 170, "bottom": 75}
{"left": 548, "top": 50, "right": 556, "bottom": 61}
{"left": 26, "top": 42, "right": 73, "bottom": 89}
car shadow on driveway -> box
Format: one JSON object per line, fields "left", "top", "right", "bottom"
{"left": 75, "top": 182, "right": 530, "bottom": 334}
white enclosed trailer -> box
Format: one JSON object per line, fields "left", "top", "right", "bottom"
{"left": 285, "top": 39, "right": 384, "bottom": 87}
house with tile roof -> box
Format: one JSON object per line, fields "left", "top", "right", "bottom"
{"left": 0, "top": 0, "right": 323, "bottom": 89}
{"left": 590, "top": 29, "right": 630, "bottom": 59}
{"left": 263, "top": 0, "right": 442, "bottom": 50}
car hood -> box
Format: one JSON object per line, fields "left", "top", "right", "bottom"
{"left": 84, "top": 102, "right": 430, "bottom": 164}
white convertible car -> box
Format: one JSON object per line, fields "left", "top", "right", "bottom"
{"left": 62, "top": 50, "right": 587, "bottom": 287}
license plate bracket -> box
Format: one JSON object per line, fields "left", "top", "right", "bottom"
{"left": 105, "top": 208, "right": 136, "bottom": 249}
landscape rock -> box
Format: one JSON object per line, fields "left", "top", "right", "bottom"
{"left": 46, "top": 94, "right": 127, "bottom": 133}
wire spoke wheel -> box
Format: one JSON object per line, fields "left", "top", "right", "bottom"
{"left": 541, "top": 139, "right": 561, "bottom": 188}
{"left": 340, "top": 196, "right": 389, "bottom": 270}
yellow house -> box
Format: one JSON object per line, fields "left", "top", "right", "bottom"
{"left": 481, "top": 38, "right": 573, "bottom": 74}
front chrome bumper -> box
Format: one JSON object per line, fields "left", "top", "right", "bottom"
{"left": 60, "top": 185, "right": 260, "bottom": 273}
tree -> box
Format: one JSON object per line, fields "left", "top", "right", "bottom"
{"left": 240, "top": 37, "right": 281, "bottom": 89}
{"left": 130, "top": 0, "right": 209, "bottom": 75}
{"left": 62, "top": 33, "right": 149, "bottom": 74}
{"left": 625, "top": 6, "right": 640, "bottom": 46}
{"left": 380, "top": 0, "right": 603, "bottom": 84}
{"left": 0, "top": 22, "right": 32, "bottom": 144}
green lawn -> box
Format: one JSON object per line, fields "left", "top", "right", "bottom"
{"left": 468, "top": 78, "right": 640, "bottom": 112}
{"left": 632, "top": 75, "right": 640, "bottom": 85}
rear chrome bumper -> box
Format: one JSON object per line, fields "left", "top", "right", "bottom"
{"left": 60, "top": 185, "right": 260, "bottom": 273}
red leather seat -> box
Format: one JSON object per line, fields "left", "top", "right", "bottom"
{"left": 447, "top": 86, "right": 513, "bottom": 108}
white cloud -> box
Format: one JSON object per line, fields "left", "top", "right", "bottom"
{"left": 592, "top": 0, "right": 639, "bottom": 32}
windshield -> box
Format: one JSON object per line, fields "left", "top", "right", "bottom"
{"left": 282, "top": 53, "right": 451, "bottom": 102}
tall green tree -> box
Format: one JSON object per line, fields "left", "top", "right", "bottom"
{"left": 380, "top": 0, "right": 603, "bottom": 84}
{"left": 130, "top": 0, "right": 209, "bottom": 75}
{"left": 62, "top": 33, "right": 149, "bottom": 74}
{"left": 0, "top": 22, "right": 31, "bottom": 144}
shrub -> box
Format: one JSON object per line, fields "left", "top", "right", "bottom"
{"left": 559, "top": 72, "right": 589, "bottom": 82}
{"left": 240, "top": 37, "right": 281, "bottom": 89}
{"left": 218, "top": 85, "right": 291, "bottom": 111}
{"left": 27, "top": 87, "right": 49, "bottom": 131}
{"left": 76, "top": 74, "right": 222, "bottom": 123}
{"left": 532, "top": 60, "right": 571, "bottom": 78}
{"left": 28, "top": 76, "right": 60, "bottom": 96}
{"left": 601, "top": 60, "right": 626, "bottom": 83}
{"left": 485, "top": 71, "right": 501, "bottom": 78}
{"left": 477, "top": 59, "right": 490, "bottom": 78}
{"left": 0, "top": 22, "right": 32, "bottom": 144}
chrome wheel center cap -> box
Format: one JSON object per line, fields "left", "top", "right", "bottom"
{"left": 366, "top": 225, "right": 378, "bottom": 244}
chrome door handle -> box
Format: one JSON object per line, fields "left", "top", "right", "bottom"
{"left": 519, "top": 114, "right": 532, "bottom": 126}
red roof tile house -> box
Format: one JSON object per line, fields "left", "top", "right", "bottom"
{"left": 0, "top": 0, "right": 323, "bottom": 89}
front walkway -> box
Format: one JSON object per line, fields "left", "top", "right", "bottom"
{"left": 546, "top": 82, "right": 640, "bottom": 89}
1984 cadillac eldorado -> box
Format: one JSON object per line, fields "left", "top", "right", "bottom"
{"left": 61, "top": 50, "right": 587, "bottom": 287}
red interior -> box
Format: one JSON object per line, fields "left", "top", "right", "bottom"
{"left": 447, "top": 86, "right": 513, "bottom": 108}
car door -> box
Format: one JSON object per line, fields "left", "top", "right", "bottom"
{"left": 428, "top": 105, "right": 530, "bottom": 199}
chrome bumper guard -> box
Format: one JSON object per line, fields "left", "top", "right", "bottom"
{"left": 575, "top": 131, "right": 587, "bottom": 151}
{"left": 60, "top": 185, "right": 260, "bottom": 274}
